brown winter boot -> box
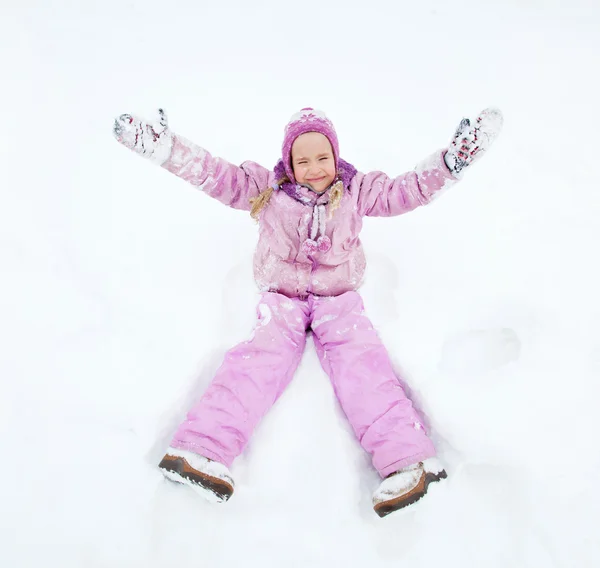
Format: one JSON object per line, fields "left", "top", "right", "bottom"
{"left": 159, "top": 447, "right": 235, "bottom": 503}
{"left": 373, "top": 459, "right": 447, "bottom": 518}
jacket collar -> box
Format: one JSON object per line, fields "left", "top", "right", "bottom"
{"left": 273, "top": 158, "right": 357, "bottom": 206}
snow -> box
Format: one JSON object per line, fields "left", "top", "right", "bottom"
{"left": 257, "top": 303, "right": 272, "bottom": 327}
{"left": 1, "top": 0, "right": 600, "bottom": 567}
{"left": 372, "top": 463, "right": 423, "bottom": 505}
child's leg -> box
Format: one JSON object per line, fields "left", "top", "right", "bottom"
{"left": 310, "top": 292, "right": 436, "bottom": 478}
{"left": 170, "top": 293, "right": 310, "bottom": 467}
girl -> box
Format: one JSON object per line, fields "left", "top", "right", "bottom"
{"left": 113, "top": 107, "right": 502, "bottom": 517}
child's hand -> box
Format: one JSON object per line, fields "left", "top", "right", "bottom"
{"left": 113, "top": 108, "right": 173, "bottom": 165}
{"left": 444, "top": 108, "right": 503, "bottom": 177}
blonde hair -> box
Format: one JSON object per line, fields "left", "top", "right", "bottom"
{"left": 250, "top": 177, "right": 287, "bottom": 220}
{"left": 250, "top": 177, "right": 344, "bottom": 221}
{"left": 327, "top": 180, "right": 344, "bottom": 219}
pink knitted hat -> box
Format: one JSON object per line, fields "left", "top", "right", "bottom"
{"left": 281, "top": 108, "right": 340, "bottom": 183}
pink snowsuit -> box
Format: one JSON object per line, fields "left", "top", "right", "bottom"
{"left": 162, "top": 133, "right": 457, "bottom": 478}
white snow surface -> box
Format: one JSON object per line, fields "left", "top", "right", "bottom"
{"left": 2, "top": 1, "right": 600, "bottom": 567}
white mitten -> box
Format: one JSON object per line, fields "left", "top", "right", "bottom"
{"left": 113, "top": 108, "right": 173, "bottom": 165}
{"left": 444, "top": 107, "right": 503, "bottom": 177}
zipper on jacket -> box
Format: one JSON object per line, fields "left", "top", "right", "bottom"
{"left": 306, "top": 254, "right": 319, "bottom": 295}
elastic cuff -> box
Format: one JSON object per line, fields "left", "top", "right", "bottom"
{"left": 378, "top": 451, "right": 437, "bottom": 478}
{"left": 168, "top": 440, "right": 229, "bottom": 468}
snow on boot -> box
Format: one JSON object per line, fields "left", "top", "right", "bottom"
{"left": 158, "top": 447, "right": 235, "bottom": 503}
{"left": 372, "top": 458, "right": 447, "bottom": 518}
{"left": 444, "top": 107, "right": 503, "bottom": 177}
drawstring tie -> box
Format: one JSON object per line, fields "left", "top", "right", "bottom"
{"left": 302, "top": 204, "right": 331, "bottom": 255}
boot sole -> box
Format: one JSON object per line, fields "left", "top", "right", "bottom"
{"left": 374, "top": 469, "right": 447, "bottom": 518}
{"left": 158, "top": 455, "right": 234, "bottom": 503}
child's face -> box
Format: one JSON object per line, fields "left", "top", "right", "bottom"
{"left": 291, "top": 132, "right": 336, "bottom": 193}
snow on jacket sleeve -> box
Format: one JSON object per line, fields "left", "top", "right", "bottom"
{"left": 357, "top": 150, "right": 458, "bottom": 217}
{"left": 160, "top": 134, "right": 271, "bottom": 211}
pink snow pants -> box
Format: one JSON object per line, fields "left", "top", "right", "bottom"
{"left": 170, "top": 292, "right": 436, "bottom": 478}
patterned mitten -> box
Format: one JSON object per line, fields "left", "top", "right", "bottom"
{"left": 113, "top": 108, "right": 173, "bottom": 165}
{"left": 444, "top": 107, "right": 503, "bottom": 177}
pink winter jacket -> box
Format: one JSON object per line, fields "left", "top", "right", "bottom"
{"left": 162, "top": 135, "right": 458, "bottom": 298}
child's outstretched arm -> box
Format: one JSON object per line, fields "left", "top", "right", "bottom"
{"left": 357, "top": 108, "right": 503, "bottom": 217}
{"left": 113, "top": 109, "right": 270, "bottom": 211}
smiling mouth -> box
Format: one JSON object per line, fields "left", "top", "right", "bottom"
{"left": 307, "top": 177, "right": 326, "bottom": 182}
